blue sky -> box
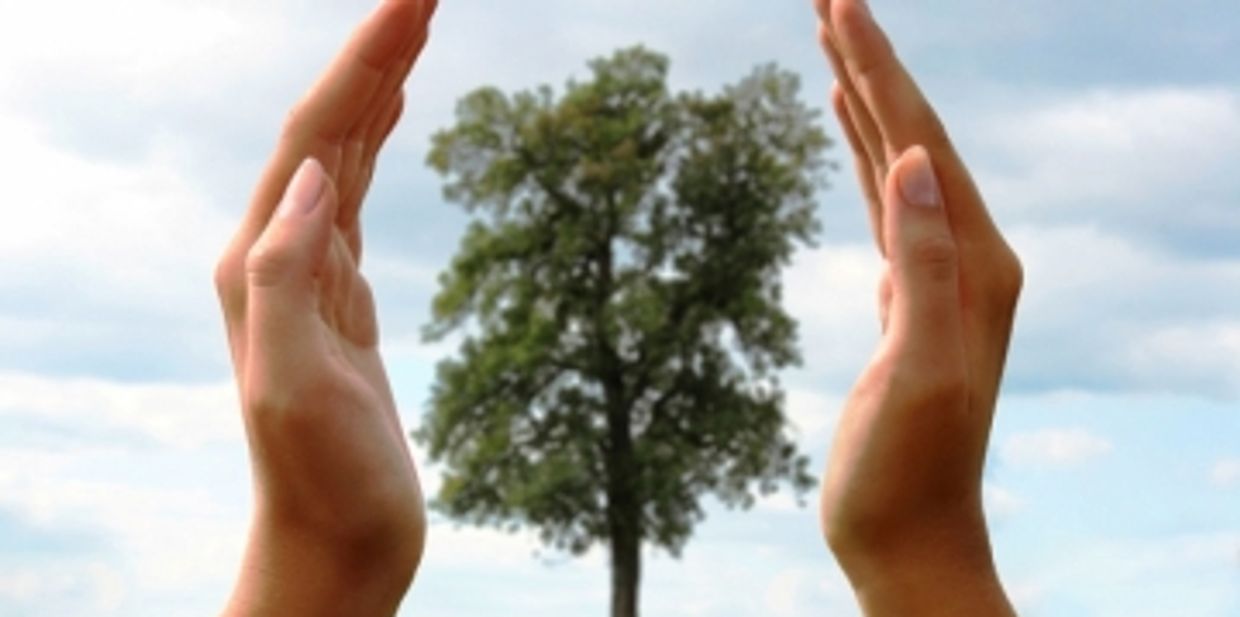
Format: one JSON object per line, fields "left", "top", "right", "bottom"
{"left": 1, "top": 1, "right": 1238, "bottom": 615}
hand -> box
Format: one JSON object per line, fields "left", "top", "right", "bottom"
{"left": 813, "top": 1, "right": 1022, "bottom": 614}
{"left": 214, "top": 1, "right": 437, "bottom": 615}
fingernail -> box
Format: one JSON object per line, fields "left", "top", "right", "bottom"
{"left": 277, "top": 158, "right": 326, "bottom": 218}
{"left": 897, "top": 149, "right": 941, "bottom": 208}
{"left": 856, "top": 0, "right": 872, "bottom": 18}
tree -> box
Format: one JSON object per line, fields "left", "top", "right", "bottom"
{"left": 418, "top": 46, "right": 830, "bottom": 617}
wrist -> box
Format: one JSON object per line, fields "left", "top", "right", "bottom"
{"left": 845, "top": 556, "right": 1014, "bottom": 617}
{"left": 223, "top": 510, "right": 424, "bottom": 617}
{"left": 828, "top": 507, "right": 1015, "bottom": 616}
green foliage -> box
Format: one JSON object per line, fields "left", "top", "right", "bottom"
{"left": 418, "top": 46, "right": 830, "bottom": 557}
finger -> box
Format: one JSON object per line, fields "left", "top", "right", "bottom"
{"left": 336, "top": 256, "right": 381, "bottom": 348}
{"left": 236, "top": 0, "right": 435, "bottom": 252}
{"left": 288, "top": 0, "right": 429, "bottom": 144}
{"left": 818, "top": 22, "right": 884, "bottom": 172}
{"left": 827, "top": 0, "right": 1003, "bottom": 248}
{"left": 882, "top": 146, "right": 964, "bottom": 362}
{"left": 336, "top": 26, "right": 425, "bottom": 226}
{"left": 365, "top": 89, "right": 408, "bottom": 165}
{"left": 812, "top": 0, "right": 833, "bottom": 23}
{"left": 352, "top": 28, "right": 423, "bottom": 147}
{"left": 832, "top": 81, "right": 886, "bottom": 256}
{"left": 245, "top": 158, "right": 338, "bottom": 350}
{"left": 828, "top": 0, "right": 945, "bottom": 160}
{"left": 342, "top": 90, "right": 407, "bottom": 261}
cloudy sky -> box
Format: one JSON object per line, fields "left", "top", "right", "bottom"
{"left": 2, "top": 0, "right": 1238, "bottom": 615}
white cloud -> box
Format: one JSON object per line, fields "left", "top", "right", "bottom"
{"left": 755, "top": 491, "right": 811, "bottom": 515}
{"left": 0, "top": 560, "right": 126, "bottom": 615}
{"left": 763, "top": 567, "right": 853, "bottom": 617}
{"left": 977, "top": 87, "right": 1240, "bottom": 210}
{"left": 642, "top": 535, "right": 856, "bottom": 617}
{"left": 1005, "top": 223, "right": 1240, "bottom": 397}
{"left": 0, "top": 446, "right": 249, "bottom": 616}
{"left": 1212, "top": 459, "right": 1240, "bottom": 489}
{"left": 971, "top": 86, "right": 1240, "bottom": 257}
{"left": 1001, "top": 428, "right": 1114, "bottom": 469}
{"left": 0, "top": 372, "right": 240, "bottom": 450}
{"left": 1129, "top": 324, "right": 1240, "bottom": 395}
{"left": 783, "top": 245, "right": 883, "bottom": 389}
{"left": 0, "top": 105, "right": 236, "bottom": 378}
{"left": 1005, "top": 578, "right": 1049, "bottom": 615}
{"left": 421, "top": 522, "right": 571, "bottom": 570}
{"left": 0, "top": 113, "right": 231, "bottom": 292}
{"left": 0, "top": 1, "right": 348, "bottom": 118}
{"left": 1017, "top": 531, "right": 1240, "bottom": 617}
{"left": 0, "top": 371, "right": 251, "bottom": 616}
{"left": 783, "top": 388, "right": 844, "bottom": 445}
{"left": 984, "top": 482, "right": 1027, "bottom": 519}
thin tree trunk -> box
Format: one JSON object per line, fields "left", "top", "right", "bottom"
{"left": 599, "top": 193, "right": 640, "bottom": 617}
{"left": 605, "top": 402, "right": 641, "bottom": 617}
{"left": 603, "top": 357, "right": 640, "bottom": 617}
{"left": 609, "top": 521, "right": 641, "bottom": 617}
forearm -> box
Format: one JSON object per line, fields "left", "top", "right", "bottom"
{"left": 222, "top": 514, "right": 421, "bottom": 617}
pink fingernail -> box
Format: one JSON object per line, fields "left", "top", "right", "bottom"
{"left": 277, "top": 158, "right": 326, "bottom": 218}
{"left": 898, "top": 150, "right": 942, "bottom": 209}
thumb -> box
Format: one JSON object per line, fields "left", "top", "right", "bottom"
{"left": 882, "top": 146, "right": 964, "bottom": 357}
{"left": 245, "top": 157, "right": 337, "bottom": 328}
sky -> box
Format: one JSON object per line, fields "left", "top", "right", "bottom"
{"left": 1, "top": 0, "right": 1238, "bottom": 615}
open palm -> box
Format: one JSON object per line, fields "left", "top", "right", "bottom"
{"left": 814, "top": 1, "right": 1022, "bottom": 614}
{"left": 215, "top": 2, "right": 436, "bottom": 614}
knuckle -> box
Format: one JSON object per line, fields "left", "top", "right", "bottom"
{"left": 918, "top": 108, "right": 952, "bottom": 150}
{"left": 281, "top": 99, "right": 325, "bottom": 145}
{"left": 851, "top": 56, "right": 888, "bottom": 92}
{"left": 908, "top": 235, "right": 959, "bottom": 281}
{"left": 213, "top": 254, "right": 238, "bottom": 296}
{"left": 214, "top": 251, "right": 246, "bottom": 310}
{"left": 244, "top": 240, "right": 293, "bottom": 289}
{"left": 1001, "top": 250, "right": 1025, "bottom": 295}
{"left": 243, "top": 378, "right": 328, "bottom": 435}
{"left": 281, "top": 102, "right": 304, "bottom": 137}
{"left": 242, "top": 384, "right": 287, "bottom": 421}
{"left": 988, "top": 245, "right": 1025, "bottom": 307}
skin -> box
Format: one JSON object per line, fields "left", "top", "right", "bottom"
{"left": 814, "top": 0, "right": 1023, "bottom": 615}
{"left": 216, "top": 0, "right": 1022, "bottom": 614}
{"left": 214, "top": 1, "right": 437, "bottom": 615}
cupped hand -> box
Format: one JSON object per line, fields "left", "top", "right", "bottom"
{"left": 214, "top": 1, "right": 437, "bottom": 614}
{"left": 813, "top": 0, "right": 1022, "bottom": 613}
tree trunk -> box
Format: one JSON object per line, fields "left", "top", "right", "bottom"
{"left": 609, "top": 518, "right": 641, "bottom": 617}
{"left": 603, "top": 357, "right": 640, "bottom": 617}
{"left": 599, "top": 194, "right": 640, "bottom": 617}
{"left": 605, "top": 400, "right": 641, "bottom": 617}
